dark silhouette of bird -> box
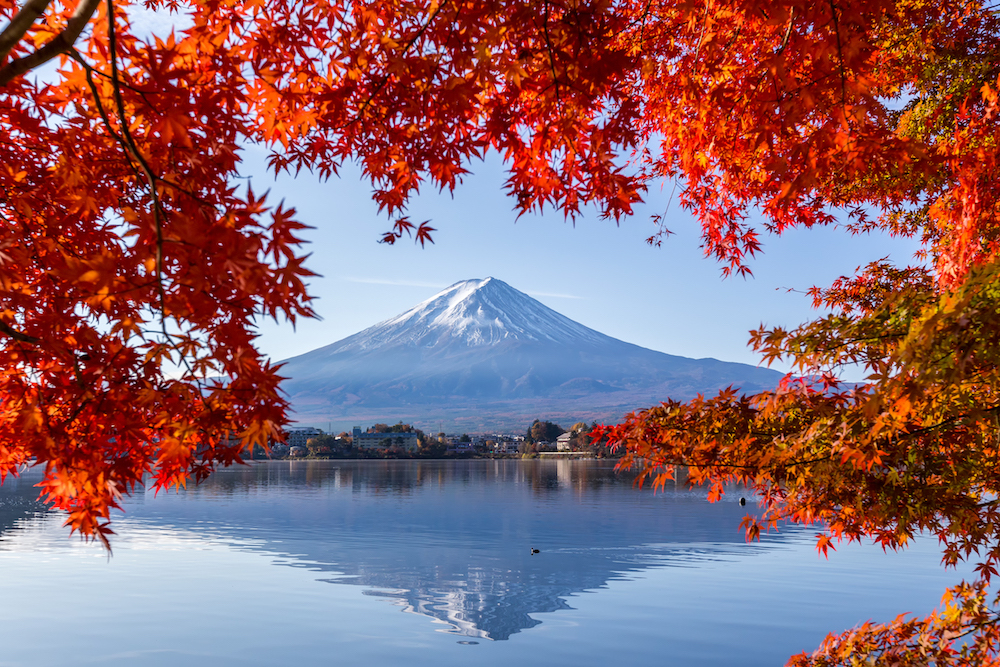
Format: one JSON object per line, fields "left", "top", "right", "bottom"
{"left": 530, "top": 548, "right": 540, "bottom": 555}
{"left": 739, "top": 497, "right": 746, "bottom": 506}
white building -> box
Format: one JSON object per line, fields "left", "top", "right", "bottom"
{"left": 352, "top": 427, "right": 419, "bottom": 451}
{"left": 285, "top": 426, "right": 325, "bottom": 449}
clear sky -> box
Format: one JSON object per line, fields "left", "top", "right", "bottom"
{"left": 244, "top": 144, "right": 922, "bottom": 381}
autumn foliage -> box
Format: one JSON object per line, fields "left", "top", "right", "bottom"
{"left": 1, "top": 0, "right": 999, "bottom": 661}
{"left": 586, "top": 0, "right": 1000, "bottom": 661}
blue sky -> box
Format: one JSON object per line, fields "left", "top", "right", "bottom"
{"left": 244, "top": 146, "right": 922, "bottom": 380}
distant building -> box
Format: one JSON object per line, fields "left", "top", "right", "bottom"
{"left": 447, "top": 442, "right": 475, "bottom": 455}
{"left": 352, "top": 427, "right": 419, "bottom": 451}
{"left": 285, "top": 426, "right": 325, "bottom": 448}
{"left": 556, "top": 433, "right": 573, "bottom": 451}
{"left": 491, "top": 441, "right": 518, "bottom": 454}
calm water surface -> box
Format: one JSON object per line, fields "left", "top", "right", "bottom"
{"left": 0, "top": 460, "right": 971, "bottom": 666}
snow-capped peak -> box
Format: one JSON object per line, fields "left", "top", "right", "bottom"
{"left": 327, "top": 278, "right": 608, "bottom": 353}
{"left": 277, "top": 277, "right": 786, "bottom": 430}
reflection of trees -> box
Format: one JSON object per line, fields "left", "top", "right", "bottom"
{"left": 168, "top": 459, "right": 650, "bottom": 500}
{"left": 97, "top": 460, "right": 786, "bottom": 641}
{"left": 2, "top": 460, "right": 782, "bottom": 641}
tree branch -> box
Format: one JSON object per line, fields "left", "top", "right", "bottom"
{"left": 828, "top": 0, "right": 848, "bottom": 110}
{"left": 0, "top": 319, "right": 40, "bottom": 344}
{"left": 0, "top": 0, "right": 55, "bottom": 63}
{"left": 340, "top": 0, "right": 451, "bottom": 129}
{"left": 101, "top": 0, "right": 169, "bottom": 343}
{"left": 0, "top": 0, "right": 101, "bottom": 86}
{"left": 775, "top": 7, "right": 796, "bottom": 57}
{"left": 541, "top": 0, "right": 560, "bottom": 103}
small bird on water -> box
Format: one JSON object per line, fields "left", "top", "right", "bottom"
{"left": 530, "top": 548, "right": 540, "bottom": 555}
{"left": 739, "top": 498, "right": 746, "bottom": 506}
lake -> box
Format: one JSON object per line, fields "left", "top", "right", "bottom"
{"left": 0, "top": 460, "right": 970, "bottom": 666}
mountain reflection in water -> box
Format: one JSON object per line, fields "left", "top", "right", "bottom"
{"left": 1, "top": 460, "right": 789, "bottom": 641}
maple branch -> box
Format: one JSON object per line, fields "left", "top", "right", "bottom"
{"left": 775, "top": 7, "right": 796, "bottom": 56}
{"left": 71, "top": 50, "right": 138, "bottom": 176}
{"left": 827, "top": 0, "right": 848, "bottom": 111}
{"left": 632, "top": 0, "right": 656, "bottom": 45}
{"left": 76, "top": 6, "right": 200, "bottom": 389}
{"left": 0, "top": 319, "right": 40, "bottom": 344}
{"left": 70, "top": 58, "right": 220, "bottom": 214}
{"left": 0, "top": 0, "right": 101, "bottom": 86}
{"left": 344, "top": 0, "right": 450, "bottom": 128}
{"left": 67, "top": 49, "right": 157, "bottom": 97}
{"left": 541, "top": 0, "right": 560, "bottom": 103}
{"left": 72, "top": 49, "right": 216, "bottom": 395}
{"left": 103, "top": 0, "right": 167, "bottom": 339}
{"left": 894, "top": 404, "right": 1000, "bottom": 443}
{"left": 691, "top": 0, "right": 712, "bottom": 66}
{"left": 0, "top": 0, "right": 55, "bottom": 63}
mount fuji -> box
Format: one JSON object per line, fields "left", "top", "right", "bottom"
{"left": 279, "top": 278, "right": 784, "bottom": 431}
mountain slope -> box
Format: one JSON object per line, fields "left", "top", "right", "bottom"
{"left": 279, "top": 278, "right": 783, "bottom": 431}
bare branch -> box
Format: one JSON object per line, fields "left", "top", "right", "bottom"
{"left": 0, "top": 0, "right": 101, "bottom": 86}
{"left": 0, "top": 0, "right": 56, "bottom": 63}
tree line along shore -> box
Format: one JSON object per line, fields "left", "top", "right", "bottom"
{"left": 259, "top": 420, "right": 619, "bottom": 460}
